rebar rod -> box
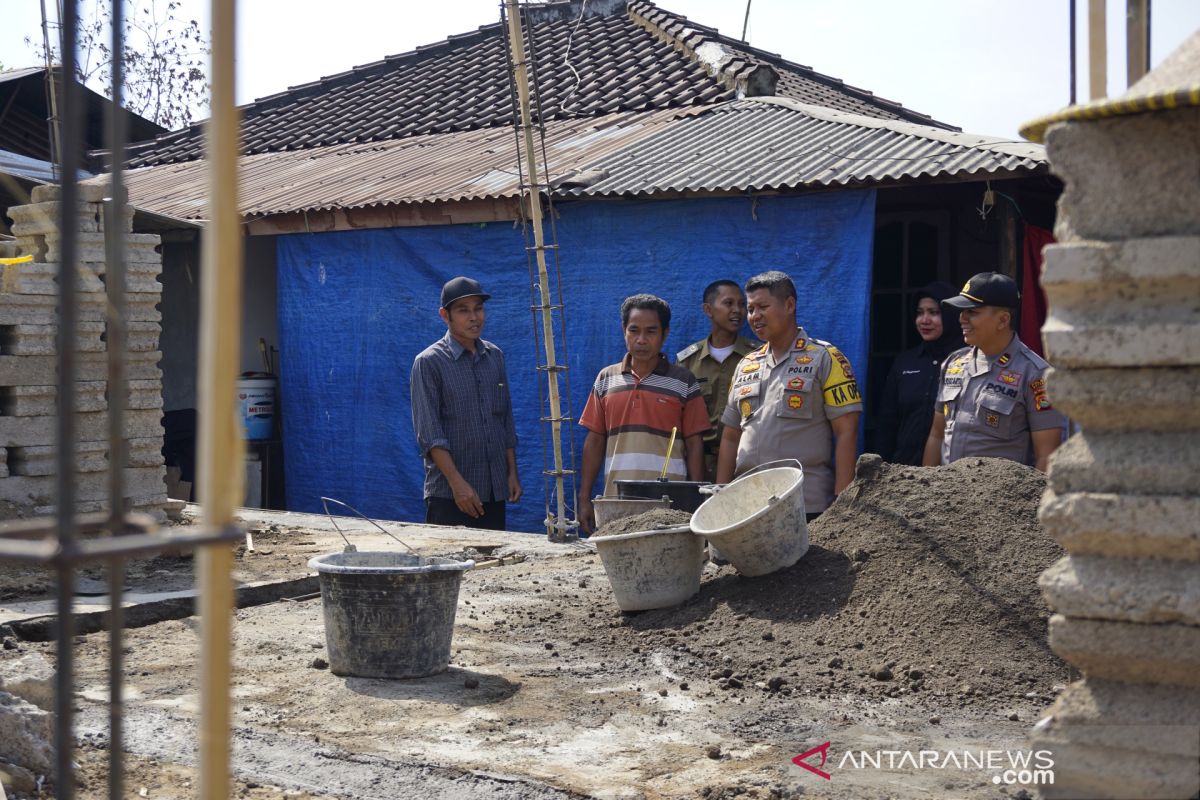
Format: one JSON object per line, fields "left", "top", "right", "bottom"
{"left": 54, "top": 1, "right": 82, "bottom": 796}
{"left": 103, "top": 0, "right": 129, "bottom": 794}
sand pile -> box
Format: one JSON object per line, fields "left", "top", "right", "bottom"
{"left": 593, "top": 508, "right": 692, "bottom": 537}
{"left": 620, "top": 455, "right": 1068, "bottom": 709}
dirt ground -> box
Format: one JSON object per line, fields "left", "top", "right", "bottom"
{"left": 0, "top": 457, "right": 1072, "bottom": 799}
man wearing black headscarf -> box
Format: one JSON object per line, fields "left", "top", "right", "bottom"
{"left": 876, "top": 281, "right": 964, "bottom": 465}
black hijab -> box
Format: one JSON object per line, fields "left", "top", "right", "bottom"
{"left": 915, "top": 281, "right": 965, "bottom": 361}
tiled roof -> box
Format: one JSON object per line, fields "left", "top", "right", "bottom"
{"left": 107, "top": 99, "right": 1042, "bottom": 223}
{"left": 124, "top": 1, "right": 954, "bottom": 168}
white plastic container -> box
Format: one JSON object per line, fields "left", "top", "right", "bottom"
{"left": 593, "top": 525, "right": 704, "bottom": 611}
{"left": 690, "top": 466, "right": 808, "bottom": 577}
{"left": 592, "top": 496, "right": 672, "bottom": 529}
{"left": 237, "top": 373, "right": 276, "bottom": 440}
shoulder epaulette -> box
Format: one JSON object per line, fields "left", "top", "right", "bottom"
{"left": 675, "top": 340, "right": 703, "bottom": 362}
{"left": 748, "top": 344, "right": 769, "bottom": 360}
{"left": 1016, "top": 339, "right": 1051, "bottom": 371}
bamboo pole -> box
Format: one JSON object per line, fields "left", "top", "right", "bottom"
{"left": 1088, "top": 0, "right": 1107, "bottom": 100}
{"left": 197, "top": 0, "right": 242, "bottom": 797}
{"left": 504, "top": 0, "right": 570, "bottom": 541}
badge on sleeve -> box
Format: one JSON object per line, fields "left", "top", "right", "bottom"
{"left": 739, "top": 400, "right": 753, "bottom": 418}
{"left": 787, "top": 394, "right": 804, "bottom": 410}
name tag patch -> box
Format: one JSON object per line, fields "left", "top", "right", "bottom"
{"left": 984, "top": 382, "right": 1019, "bottom": 399}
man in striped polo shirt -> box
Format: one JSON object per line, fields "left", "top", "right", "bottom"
{"left": 576, "top": 294, "right": 709, "bottom": 534}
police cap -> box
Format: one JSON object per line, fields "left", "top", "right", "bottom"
{"left": 943, "top": 272, "right": 1020, "bottom": 310}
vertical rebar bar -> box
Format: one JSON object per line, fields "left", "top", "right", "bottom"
{"left": 54, "top": 1, "right": 82, "bottom": 796}
{"left": 104, "top": 0, "right": 129, "bottom": 796}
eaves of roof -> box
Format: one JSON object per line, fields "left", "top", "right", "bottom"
{"left": 103, "top": 98, "right": 1044, "bottom": 224}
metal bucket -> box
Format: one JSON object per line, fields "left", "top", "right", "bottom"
{"left": 308, "top": 551, "right": 473, "bottom": 678}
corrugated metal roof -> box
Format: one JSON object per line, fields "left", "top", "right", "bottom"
{"left": 571, "top": 98, "right": 1045, "bottom": 196}
{"left": 0, "top": 148, "right": 92, "bottom": 184}
{"left": 110, "top": 98, "right": 1045, "bottom": 222}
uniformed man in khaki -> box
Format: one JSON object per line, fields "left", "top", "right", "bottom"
{"left": 922, "top": 272, "right": 1066, "bottom": 471}
{"left": 676, "top": 280, "right": 757, "bottom": 482}
{"left": 715, "top": 271, "right": 862, "bottom": 517}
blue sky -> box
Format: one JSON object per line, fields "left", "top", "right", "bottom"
{"left": 3, "top": 0, "right": 1198, "bottom": 138}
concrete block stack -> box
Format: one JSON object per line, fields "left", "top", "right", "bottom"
{"left": 0, "top": 183, "right": 168, "bottom": 519}
{"left": 1028, "top": 39, "right": 1200, "bottom": 800}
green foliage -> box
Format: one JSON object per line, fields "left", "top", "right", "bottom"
{"left": 27, "top": 0, "right": 210, "bottom": 131}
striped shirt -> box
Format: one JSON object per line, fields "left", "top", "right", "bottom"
{"left": 579, "top": 353, "right": 709, "bottom": 496}
{"left": 410, "top": 332, "right": 518, "bottom": 502}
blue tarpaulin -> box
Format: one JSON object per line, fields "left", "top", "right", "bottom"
{"left": 277, "top": 192, "right": 875, "bottom": 532}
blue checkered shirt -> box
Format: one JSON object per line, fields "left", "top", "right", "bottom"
{"left": 410, "top": 332, "right": 518, "bottom": 502}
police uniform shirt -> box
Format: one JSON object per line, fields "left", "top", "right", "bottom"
{"left": 676, "top": 335, "right": 757, "bottom": 452}
{"left": 719, "top": 327, "right": 863, "bottom": 513}
{"left": 936, "top": 334, "right": 1066, "bottom": 465}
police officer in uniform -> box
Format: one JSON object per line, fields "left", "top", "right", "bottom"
{"left": 922, "top": 272, "right": 1066, "bottom": 471}
{"left": 715, "top": 271, "right": 862, "bottom": 517}
{"left": 676, "top": 280, "right": 757, "bottom": 482}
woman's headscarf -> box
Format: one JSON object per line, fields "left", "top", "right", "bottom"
{"left": 916, "top": 280, "right": 965, "bottom": 360}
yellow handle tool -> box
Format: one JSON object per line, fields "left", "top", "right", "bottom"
{"left": 660, "top": 426, "right": 678, "bottom": 480}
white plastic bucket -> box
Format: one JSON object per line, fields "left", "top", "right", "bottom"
{"left": 592, "top": 496, "right": 672, "bottom": 529}
{"left": 237, "top": 374, "right": 276, "bottom": 440}
{"left": 690, "top": 466, "right": 808, "bottom": 577}
{"left": 593, "top": 525, "right": 704, "bottom": 611}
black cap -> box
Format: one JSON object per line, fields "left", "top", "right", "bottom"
{"left": 440, "top": 276, "right": 490, "bottom": 309}
{"left": 943, "top": 272, "right": 1020, "bottom": 310}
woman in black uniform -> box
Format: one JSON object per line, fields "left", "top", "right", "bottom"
{"left": 877, "top": 281, "right": 964, "bottom": 465}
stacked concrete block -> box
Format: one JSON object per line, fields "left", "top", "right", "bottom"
{"left": 0, "top": 182, "right": 168, "bottom": 520}
{"left": 1029, "top": 41, "right": 1200, "bottom": 800}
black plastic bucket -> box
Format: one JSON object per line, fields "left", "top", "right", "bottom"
{"left": 308, "top": 551, "right": 474, "bottom": 679}
{"left": 615, "top": 479, "right": 708, "bottom": 512}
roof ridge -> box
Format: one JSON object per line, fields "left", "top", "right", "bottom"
{"left": 627, "top": 0, "right": 960, "bottom": 131}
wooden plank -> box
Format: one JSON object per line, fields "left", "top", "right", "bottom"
{"left": 244, "top": 197, "right": 522, "bottom": 236}
{"left": 1089, "top": 0, "right": 1108, "bottom": 100}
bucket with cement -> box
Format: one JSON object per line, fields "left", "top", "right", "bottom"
{"left": 690, "top": 466, "right": 808, "bottom": 577}
{"left": 308, "top": 551, "right": 474, "bottom": 678}
{"left": 593, "top": 525, "right": 704, "bottom": 611}
{"left": 592, "top": 496, "right": 671, "bottom": 529}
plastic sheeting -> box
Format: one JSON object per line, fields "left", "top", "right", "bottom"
{"left": 277, "top": 192, "right": 875, "bottom": 532}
